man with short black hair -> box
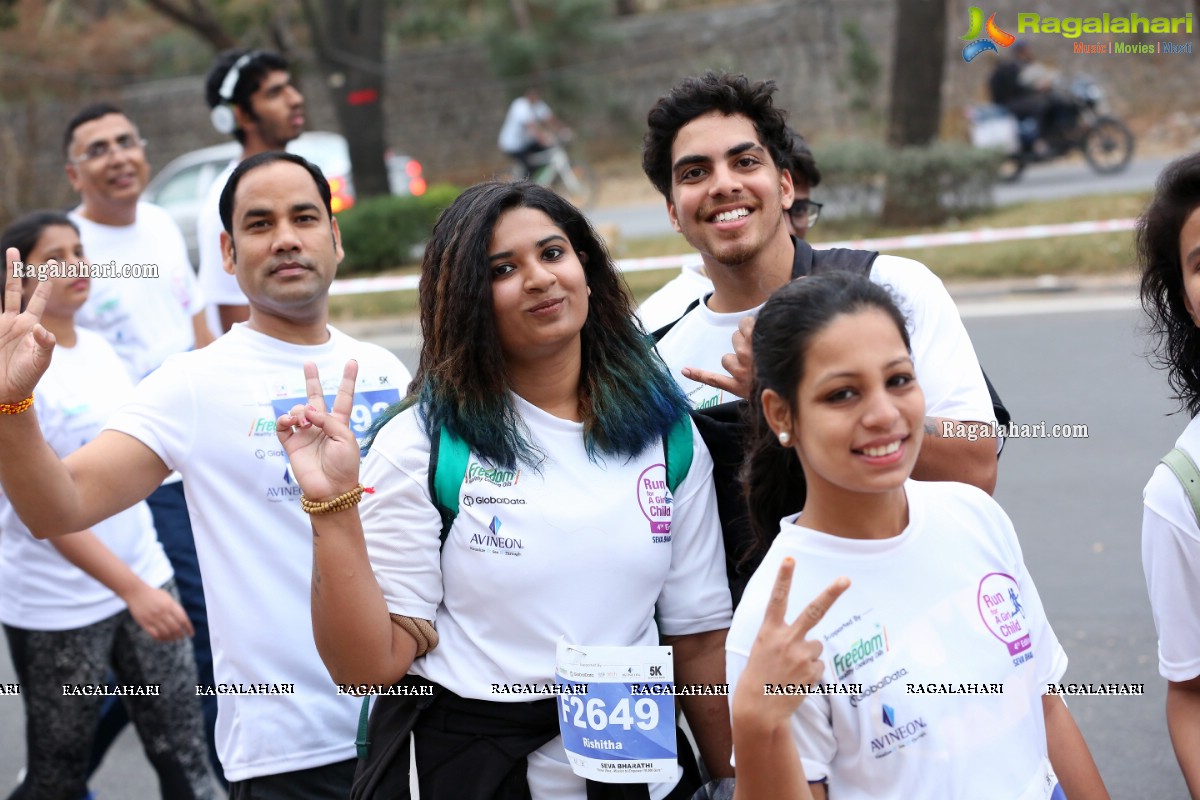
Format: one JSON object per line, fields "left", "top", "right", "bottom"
{"left": 641, "top": 72, "right": 998, "bottom": 493}
{"left": 638, "top": 126, "right": 823, "bottom": 330}
{"left": 0, "top": 151, "right": 411, "bottom": 798}
{"left": 200, "top": 49, "right": 306, "bottom": 332}
{"left": 63, "top": 103, "right": 212, "bottom": 370}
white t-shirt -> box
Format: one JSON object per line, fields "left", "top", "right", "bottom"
{"left": 655, "top": 254, "right": 996, "bottom": 425}
{"left": 361, "top": 397, "right": 732, "bottom": 799}
{"left": 72, "top": 203, "right": 205, "bottom": 381}
{"left": 0, "top": 329, "right": 171, "bottom": 631}
{"left": 498, "top": 96, "right": 552, "bottom": 153}
{"left": 635, "top": 258, "right": 709, "bottom": 333}
{"left": 197, "top": 161, "right": 246, "bottom": 331}
{"left": 727, "top": 480, "right": 1068, "bottom": 800}
{"left": 1142, "top": 414, "right": 1200, "bottom": 683}
{"left": 105, "top": 323, "right": 411, "bottom": 782}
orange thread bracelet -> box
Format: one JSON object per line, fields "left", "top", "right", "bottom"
{"left": 0, "top": 395, "right": 33, "bottom": 415}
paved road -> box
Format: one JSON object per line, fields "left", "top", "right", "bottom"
{"left": 0, "top": 292, "right": 1188, "bottom": 797}
{"left": 589, "top": 152, "right": 1177, "bottom": 240}
{"left": 964, "top": 294, "right": 1185, "bottom": 797}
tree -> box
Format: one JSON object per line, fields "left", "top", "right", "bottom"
{"left": 138, "top": 0, "right": 390, "bottom": 200}
{"left": 299, "top": 0, "right": 389, "bottom": 199}
{"left": 885, "top": 0, "right": 946, "bottom": 147}
{"left": 882, "top": 0, "right": 947, "bottom": 224}
{"left": 141, "top": 0, "right": 235, "bottom": 50}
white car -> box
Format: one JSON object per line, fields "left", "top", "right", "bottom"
{"left": 144, "top": 131, "right": 426, "bottom": 265}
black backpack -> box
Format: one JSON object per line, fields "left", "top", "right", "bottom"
{"left": 651, "top": 246, "right": 1011, "bottom": 607}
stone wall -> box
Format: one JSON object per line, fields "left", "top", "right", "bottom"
{"left": 2, "top": 0, "right": 1195, "bottom": 219}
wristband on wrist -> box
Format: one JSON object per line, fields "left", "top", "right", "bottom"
{"left": 300, "top": 483, "right": 371, "bottom": 515}
{"left": 0, "top": 395, "right": 33, "bottom": 415}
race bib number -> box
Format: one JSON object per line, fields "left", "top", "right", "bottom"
{"left": 267, "top": 368, "right": 401, "bottom": 440}
{"left": 555, "top": 639, "right": 676, "bottom": 784}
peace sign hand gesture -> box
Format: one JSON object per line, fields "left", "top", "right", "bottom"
{"left": 276, "top": 360, "right": 363, "bottom": 503}
{"left": 0, "top": 247, "right": 56, "bottom": 404}
{"left": 734, "top": 559, "right": 850, "bottom": 723}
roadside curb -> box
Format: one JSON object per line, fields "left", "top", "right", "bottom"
{"left": 945, "top": 272, "right": 1138, "bottom": 303}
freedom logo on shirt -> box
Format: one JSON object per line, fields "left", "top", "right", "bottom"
{"left": 635, "top": 464, "right": 673, "bottom": 542}
{"left": 832, "top": 623, "right": 891, "bottom": 681}
{"left": 464, "top": 461, "right": 520, "bottom": 487}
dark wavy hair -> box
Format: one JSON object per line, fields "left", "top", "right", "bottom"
{"left": 1138, "top": 152, "right": 1200, "bottom": 416}
{"left": 784, "top": 127, "right": 821, "bottom": 190}
{"left": 0, "top": 211, "right": 80, "bottom": 313}
{"left": 367, "top": 181, "right": 689, "bottom": 469}
{"left": 642, "top": 72, "right": 792, "bottom": 200}
{"left": 744, "top": 272, "right": 911, "bottom": 549}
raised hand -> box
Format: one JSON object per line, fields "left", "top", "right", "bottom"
{"left": 733, "top": 559, "right": 850, "bottom": 723}
{"left": 0, "top": 247, "right": 55, "bottom": 403}
{"left": 276, "top": 360, "right": 363, "bottom": 502}
{"left": 682, "top": 314, "right": 755, "bottom": 400}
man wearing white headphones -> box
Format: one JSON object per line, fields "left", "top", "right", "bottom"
{"left": 199, "top": 49, "right": 306, "bottom": 333}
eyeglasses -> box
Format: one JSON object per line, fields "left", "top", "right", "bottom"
{"left": 70, "top": 134, "right": 147, "bottom": 165}
{"left": 788, "top": 199, "right": 823, "bottom": 228}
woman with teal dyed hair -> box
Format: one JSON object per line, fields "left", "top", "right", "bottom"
{"left": 276, "top": 181, "right": 734, "bottom": 799}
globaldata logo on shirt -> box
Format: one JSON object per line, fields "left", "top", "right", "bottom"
{"left": 977, "top": 572, "right": 1032, "bottom": 666}
{"left": 636, "top": 465, "right": 673, "bottom": 542}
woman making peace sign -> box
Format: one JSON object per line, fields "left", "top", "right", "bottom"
{"left": 276, "top": 182, "right": 732, "bottom": 799}
{"left": 726, "top": 273, "right": 1107, "bottom": 800}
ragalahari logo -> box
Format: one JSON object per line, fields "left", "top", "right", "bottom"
{"left": 961, "top": 7, "right": 1015, "bottom": 62}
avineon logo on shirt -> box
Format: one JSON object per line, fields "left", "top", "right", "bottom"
{"left": 467, "top": 515, "right": 524, "bottom": 556}
{"left": 870, "top": 704, "right": 929, "bottom": 758}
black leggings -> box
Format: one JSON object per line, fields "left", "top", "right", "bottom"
{"left": 4, "top": 580, "right": 216, "bottom": 800}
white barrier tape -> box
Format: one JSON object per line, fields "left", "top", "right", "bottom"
{"left": 815, "top": 217, "right": 1138, "bottom": 254}
{"left": 327, "top": 218, "right": 1138, "bottom": 295}
{"left": 329, "top": 274, "right": 421, "bottom": 296}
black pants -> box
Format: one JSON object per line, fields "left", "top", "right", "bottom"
{"left": 5, "top": 580, "right": 215, "bottom": 800}
{"left": 88, "top": 481, "right": 222, "bottom": 785}
{"left": 228, "top": 758, "right": 357, "bottom": 800}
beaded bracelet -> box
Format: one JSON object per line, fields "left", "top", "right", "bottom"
{"left": 0, "top": 395, "right": 33, "bottom": 415}
{"left": 300, "top": 483, "right": 366, "bottom": 515}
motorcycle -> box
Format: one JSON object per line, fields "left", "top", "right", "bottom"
{"left": 966, "top": 75, "right": 1134, "bottom": 182}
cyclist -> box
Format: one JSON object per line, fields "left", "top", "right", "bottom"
{"left": 498, "top": 86, "right": 569, "bottom": 179}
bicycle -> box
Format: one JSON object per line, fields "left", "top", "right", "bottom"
{"left": 511, "top": 134, "right": 598, "bottom": 209}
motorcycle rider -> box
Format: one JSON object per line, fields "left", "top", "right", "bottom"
{"left": 988, "top": 41, "right": 1075, "bottom": 155}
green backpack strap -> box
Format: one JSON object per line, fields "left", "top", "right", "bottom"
{"left": 665, "top": 412, "right": 693, "bottom": 495}
{"left": 355, "top": 696, "right": 372, "bottom": 759}
{"left": 431, "top": 425, "right": 471, "bottom": 540}
{"left": 1162, "top": 447, "right": 1200, "bottom": 523}
{"left": 358, "top": 423, "right": 472, "bottom": 760}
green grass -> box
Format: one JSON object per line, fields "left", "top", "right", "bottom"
{"left": 328, "top": 190, "right": 1152, "bottom": 322}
